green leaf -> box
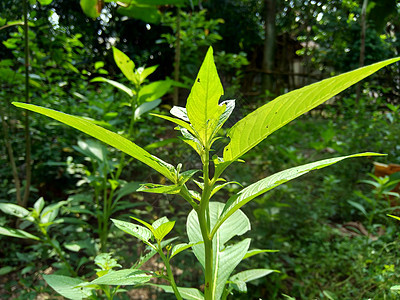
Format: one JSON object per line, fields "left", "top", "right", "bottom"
{"left": 113, "top": 181, "right": 141, "bottom": 204}
{"left": 210, "top": 181, "right": 241, "bottom": 198}
{"left": 347, "top": 200, "right": 367, "bottom": 216}
{"left": 91, "top": 77, "right": 133, "bottom": 97}
{"left": 38, "top": 0, "right": 53, "bottom": 5}
{"left": 0, "top": 266, "right": 15, "bottom": 276}
{"left": 80, "top": 0, "right": 101, "bottom": 19}
{"left": 0, "top": 203, "right": 29, "bottom": 218}
{"left": 33, "top": 197, "right": 45, "bottom": 214}
{"left": 170, "top": 242, "right": 202, "bottom": 259}
{"left": 138, "top": 80, "right": 172, "bottom": 104}
{"left": 151, "top": 113, "right": 197, "bottom": 136}
{"left": 186, "top": 47, "right": 225, "bottom": 145}
{"left": 187, "top": 202, "right": 250, "bottom": 267}
{"left": 135, "top": 99, "right": 161, "bottom": 120}
{"left": 154, "top": 221, "right": 175, "bottom": 241}
{"left": 223, "top": 57, "right": 400, "bottom": 162}
{"left": 118, "top": 4, "right": 161, "bottom": 24}
{"left": 323, "top": 290, "right": 338, "bottom": 300}
{"left": 130, "top": 216, "right": 155, "bottom": 236}
{"left": 213, "top": 239, "right": 251, "bottom": 299}
{"left": 137, "top": 183, "right": 182, "bottom": 194}
{"left": 156, "top": 285, "right": 204, "bottom": 300}
{"left": 388, "top": 214, "right": 400, "bottom": 221}
{"left": 12, "top": 103, "right": 176, "bottom": 182}
{"left": 43, "top": 275, "right": 92, "bottom": 300}
{"left": 0, "top": 226, "right": 40, "bottom": 240}
{"left": 137, "top": 65, "right": 158, "bottom": 84}
{"left": 170, "top": 106, "right": 189, "bottom": 121}
{"left": 187, "top": 202, "right": 250, "bottom": 300}
{"left": 211, "top": 100, "right": 235, "bottom": 138}
{"left": 391, "top": 285, "right": 400, "bottom": 291}
{"left": 213, "top": 152, "right": 384, "bottom": 237}
{"left": 41, "top": 200, "right": 69, "bottom": 224}
{"left": 230, "top": 268, "right": 276, "bottom": 284}
{"left": 243, "top": 249, "right": 279, "bottom": 260}
{"left": 111, "top": 219, "right": 153, "bottom": 247}
{"left": 89, "top": 269, "right": 151, "bottom": 285}
{"left": 113, "top": 47, "right": 135, "bottom": 82}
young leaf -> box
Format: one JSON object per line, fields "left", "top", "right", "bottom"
{"left": 347, "top": 200, "right": 367, "bottom": 216}
{"left": 12, "top": 103, "right": 176, "bottom": 182}
{"left": 152, "top": 216, "right": 170, "bottom": 230}
{"left": 41, "top": 200, "right": 69, "bottom": 224}
{"left": 153, "top": 221, "right": 175, "bottom": 241}
{"left": 130, "top": 217, "right": 155, "bottom": 235}
{"left": 90, "top": 77, "right": 134, "bottom": 97}
{"left": 89, "top": 269, "right": 151, "bottom": 285}
{"left": 33, "top": 197, "right": 45, "bottom": 214}
{"left": 137, "top": 65, "right": 158, "bottom": 84}
{"left": 137, "top": 183, "right": 182, "bottom": 194}
{"left": 186, "top": 47, "right": 225, "bottom": 145}
{"left": 243, "top": 248, "right": 279, "bottom": 260}
{"left": 0, "top": 226, "right": 40, "bottom": 240}
{"left": 113, "top": 47, "right": 135, "bottom": 82}
{"left": 223, "top": 57, "right": 400, "bottom": 162}
{"left": 43, "top": 274, "right": 92, "bottom": 300}
{"left": 137, "top": 80, "right": 172, "bottom": 103}
{"left": 212, "top": 152, "right": 384, "bottom": 237}
{"left": 111, "top": 218, "right": 153, "bottom": 246}
{"left": 156, "top": 285, "right": 204, "bottom": 300}
{"left": 170, "top": 242, "right": 202, "bottom": 259}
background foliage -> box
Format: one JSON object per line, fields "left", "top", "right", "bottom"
{"left": 1, "top": 0, "right": 400, "bottom": 299}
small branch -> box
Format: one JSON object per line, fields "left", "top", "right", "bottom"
{"left": 0, "top": 108, "right": 22, "bottom": 205}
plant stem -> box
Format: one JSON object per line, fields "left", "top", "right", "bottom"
{"left": 22, "top": 0, "right": 32, "bottom": 207}
{"left": 0, "top": 107, "right": 23, "bottom": 206}
{"left": 40, "top": 227, "right": 77, "bottom": 276}
{"left": 198, "top": 147, "right": 215, "bottom": 299}
{"left": 158, "top": 243, "right": 182, "bottom": 300}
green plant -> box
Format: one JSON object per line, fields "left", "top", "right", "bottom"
{"left": 12, "top": 47, "right": 400, "bottom": 299}
{"left": 82, "top": 47, "right": 172, "bottom": 250}
{"left": 43, "top": 252, "right": 147, "bottom": 300}
{"left": 351, "top": 173, "right": 400, "bottom": 234}
{"left": 0, "top": 197, "right": 77, "bottom": 276}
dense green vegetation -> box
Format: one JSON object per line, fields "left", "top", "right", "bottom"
{"left": 1, "top": 1, "right": 400, "bottom": 299}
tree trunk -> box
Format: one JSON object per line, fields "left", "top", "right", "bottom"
{"left": 356, "top": 0, "right": 368, "bottom": 102}
{"left": 262, "top": 0, "right": 277, "bottom": 93}
{"left": 172, "top": 7, "right": 181, "bottom": 106}
{"left": 22, "top": 0, "right": 31, "bottom": 207}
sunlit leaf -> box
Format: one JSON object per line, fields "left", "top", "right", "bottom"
{"left": 186, "top": 47, "right": 225, "bottom": 145}
{"left": 213, "top": 153, "right": 384, "bottom": 237}
{"left": 223, "top": 57, "right": 400, "bottom": 162}
{"left": 12, "top": 103, "right": 176, "bottom": 182}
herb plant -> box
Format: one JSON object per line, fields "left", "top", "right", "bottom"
{"left": 79, "top": 47, "right": 172, "bottom": 250}
{"left": 13, "top": 47, "right": 400, "bottom": 299}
